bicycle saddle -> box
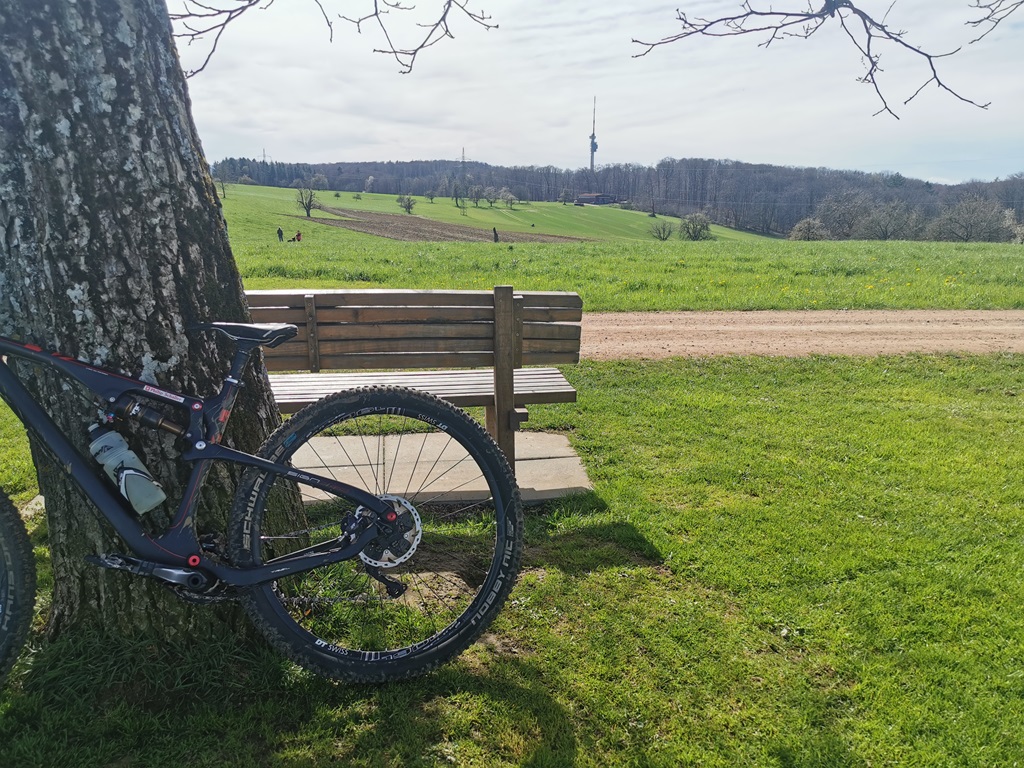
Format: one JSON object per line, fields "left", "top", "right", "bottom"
{"left": 196, "top": 322, "right": 297, "bottom": 348}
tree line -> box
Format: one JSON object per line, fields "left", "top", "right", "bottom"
{"left": 213, "top": 156, "right": 1024, "bottom": 243}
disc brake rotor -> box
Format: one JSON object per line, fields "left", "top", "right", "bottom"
{"left": 358, "top": 495, "right": 423, "bottom": 568}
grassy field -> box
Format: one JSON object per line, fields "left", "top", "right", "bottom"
{"left": 225, "top": 185, "right": 1024, "bottom": 311}
{"left": 227, "top": 183, "right": 765, "bottom": 243}
{"left": 2, "top": 187, "right": 1023, "bottom": 765}
{"left": 2, "top": 354, "right": 1022, "bottom": 766}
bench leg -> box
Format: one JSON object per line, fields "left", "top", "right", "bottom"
{"left": 486, "top": 405, "right": 529, "bottom": 470}
{"left": 485, "top": 405, "right": 510, "bottom": 465}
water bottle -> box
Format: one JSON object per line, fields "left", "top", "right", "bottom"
{"left": 87, "top": 424, "right": 167, "bottom": 514}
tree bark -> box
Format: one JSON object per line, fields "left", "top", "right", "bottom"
{"left": 0, "top": 0, "right": 279, "bottom": 638}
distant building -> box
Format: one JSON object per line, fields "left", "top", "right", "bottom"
{"left": 574, "top": 193, "right": 615, "bottom": 206}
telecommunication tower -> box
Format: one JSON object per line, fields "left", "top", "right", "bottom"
{"left": 589, "top": 97, "right": 598, "bottom": 173}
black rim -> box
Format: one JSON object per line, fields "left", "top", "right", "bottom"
{"left": 245, "top": 398, "right": 514, "bottom": 664}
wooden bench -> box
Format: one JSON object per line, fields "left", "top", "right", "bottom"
{"left": 245, "top": 286, "right": 583, "bottom": 466}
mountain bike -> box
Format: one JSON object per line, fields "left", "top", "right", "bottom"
{"left": 0, "top": 322, "right": 523, "bottom": 684}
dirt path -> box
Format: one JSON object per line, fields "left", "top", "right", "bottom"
{"left": 580, "top": 310, "right": 1024, "bottom": 360}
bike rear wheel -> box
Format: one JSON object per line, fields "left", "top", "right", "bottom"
{"left": 228, "top": 386, "right": 523, "bottom": 682}
{"left": 0, "top": 489, "right": 36, "bottom": 687}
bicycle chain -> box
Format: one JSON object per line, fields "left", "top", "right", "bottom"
{"left": 270, "top": 516, "right": 355, "bottom": 541}
{"left": 177, "top": 514, "right": 397, "bottom": 607}
{"left": 280, "top": 595, "right": 363, "bottom": 607}
{"left": 265, "top": 515, "right": 379, "bottom": 608}
{"left": 276, "top": 588, "right": 383, "bottom": 608}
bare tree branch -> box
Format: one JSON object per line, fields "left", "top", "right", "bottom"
{"left": 633, "top": 1, "right": 1018, "bottom": 118}
{"left": 168, "top": 0, "right": 494, "bottom": 78}
{"left": 168, "top": 0, "right": 277, "bottom": 77}
{"left": 967, "top": 0, "right": 1024, "bottom": 41}
{"left": 339, "top": 0, "right": 496, "bottom": 74}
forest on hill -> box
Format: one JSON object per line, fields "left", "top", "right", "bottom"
{"left": 211, "top": 156, "right": 1024, "bottom": 242}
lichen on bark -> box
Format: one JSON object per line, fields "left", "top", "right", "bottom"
{"left": 0, "top": 0, "right": 280, "bottom": 638}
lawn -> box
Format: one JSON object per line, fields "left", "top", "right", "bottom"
{"left": 2, "top": 354, "right": 1022, "bottom": 766}
{"left": 2, "top": 188, "right": 1023, "bottom": 765}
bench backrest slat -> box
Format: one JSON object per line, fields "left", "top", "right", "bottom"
{"left": 247, "top": 288, "right": 581, "bottom": 373}
{"left": 266, "top": 341, "right": 579, "bottom": 367}
{"left": 320, "top": 352, "right": 497, "bottom": 370}
{"left": 318, "top": 337, "right": 495, "bottom": 356}
{"left": 247, "top": 288, "right": 582, "bottom": 308}
{"left": 523, "top": 307, "right": 582, "bottom": 324}
{"left": 317, "top": 323, "right": 495, "bottom": 342}
{"left": 524, "top": 323, "right": 582, "bottom": 341}
{"left": 246, "top": 290, "right": 488, "bottom": 311}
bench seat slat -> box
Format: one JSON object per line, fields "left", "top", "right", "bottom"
{"left": 268, "top": 368, "right": 575, "bottom": 391}
{"left": 268, "top": 368, "right": 577, "bottom": 414}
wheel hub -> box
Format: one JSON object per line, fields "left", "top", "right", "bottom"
{"left": 358, "top": 495, "right": 423, "bottom": 568}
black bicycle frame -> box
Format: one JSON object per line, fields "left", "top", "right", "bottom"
{"left": 0, "top": 333, "right": 391, "bottom": 588}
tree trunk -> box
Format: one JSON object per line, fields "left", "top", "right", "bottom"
{"left": 0, "top": 0, "right": 279, "bottom": 639}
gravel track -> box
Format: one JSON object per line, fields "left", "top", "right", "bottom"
{"left": 579, "top": 310, "right": 1024, "bottom": 360}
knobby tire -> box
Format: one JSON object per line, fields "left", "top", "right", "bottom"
{"left": 0, "top": 489, "right": 36, "bottom": 686}
{"left": 228, "top": 386, "right": 523, "bottom": 683}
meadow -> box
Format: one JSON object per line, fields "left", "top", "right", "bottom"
{"left": 228, "top": 182, "right": 766, "bottom": 244}
{"left": 1, "top": 185, "right": 1022, "bottom": 766}
{"left": 227, "top": 185, "right": 1024, "bottom": 311}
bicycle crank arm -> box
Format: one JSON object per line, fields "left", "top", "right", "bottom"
{"left": 86, "top": 553, "right": 210, "bottom": 590}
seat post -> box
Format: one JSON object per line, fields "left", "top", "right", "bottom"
{"left": 225, "top": 340, "right": 259, "bottom": 383}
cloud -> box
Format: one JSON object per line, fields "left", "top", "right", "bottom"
{"left": 175, "top": 1, "right": 1024, "bottom": 182}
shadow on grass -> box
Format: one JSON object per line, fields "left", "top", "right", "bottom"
{"left": 1, "top": 491, "right": 630, "bottom": 765}
{"left": 282, "top": 661, "right": 577, "bottom": 766}
{"left": 525, "top": 491, "right": 663, "bottom": 574}
{"left": 1, "top": 631, "right": 575, "bottom": 767}
{"left": 770, "top": 738, "right": 867, "bottom": 768}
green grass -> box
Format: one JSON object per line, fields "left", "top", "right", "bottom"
{"left": 3, "top": 354, "right": 1023, "bottom": 766}
{"left": 0, "top": 407, "right": 34, "bottom": 506}
{"left": 3, "top": 184, "right": 1023, "bottom": 765}
{"left": 229, "top": 183, "right": 763, "bottom": 243}
{"left": 224, "top": 185, "right": 1024, "bottom": 310}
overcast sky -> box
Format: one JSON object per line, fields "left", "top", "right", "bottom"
{"left": 171, "top": 1, "right": 1024, "bottom": 184}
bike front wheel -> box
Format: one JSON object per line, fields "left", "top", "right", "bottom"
{"left": 228, "top": 386, "right": 523, "bottom": 683}
{"left": 0, "top": 489, "right": 36, "bottom": 687}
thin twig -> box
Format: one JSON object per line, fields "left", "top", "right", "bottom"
{"left": 966, "top": 0, "right": 1024, "bottom": 41}
{"left": 340, "top": 0, "right": 495, "bottom": 74}
{"left": 632, "top": 1, "right": 1014, "bottom": 118}
{"left": 169, "top": 0, "right": 494, "bottom": 78}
